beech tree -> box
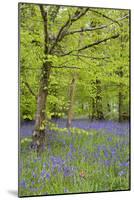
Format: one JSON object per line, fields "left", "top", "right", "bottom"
{"left": 19, "top": 3, "right": 130, "bottom": 153}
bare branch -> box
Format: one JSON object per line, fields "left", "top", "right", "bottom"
{"left": 60, "top": 33, "right": 120, "bottom": 56}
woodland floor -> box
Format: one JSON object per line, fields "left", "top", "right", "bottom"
{"left": 19, "top": 119, "right": 130, "bottom": 197}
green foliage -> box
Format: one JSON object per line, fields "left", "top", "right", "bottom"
{"left": 19, "top": 4, "right": 129, "bottom": 121}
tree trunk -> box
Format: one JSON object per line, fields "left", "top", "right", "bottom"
{"left": 118, "top": 68, "right": 124, "bottom": 122}
{"left": 32, "top": 5, "right": 50, "bottom": 154}
{"left": 66, "top": 77, "right": 76, "bottom": 128}
{"left": 32, "top": 62, "right": 51, "bottom": 153}
{"left": 107, "top": 103, "right": 111, "bottom": 112}
{"left": 118, "top": 24, "right": 124, "bottom": 123}
{"left": 118, "top": 89, "right": 124, "bottom": 122}
{"left": 95, "top": 79, "right": 104, "bottom": 120}
{"left": 91, "top": 98, "right": 96, "bottom": 120}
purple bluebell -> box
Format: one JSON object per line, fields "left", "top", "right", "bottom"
{"left": 20, "top": 180, "right": 26, "bottom": 188}
{"left": 20, "top": 119, "right": 129, "bottom": 138}
{"left": 32, "top": 171, "right": 37, "bottom": 178}
{"left": 110, "top": 147, "right": 116, "bottom": 157}
{"left": 105, "top": 160, "right": 111, "bottom": 166}
{"left": 33, "top": 159, "right": 37, "bottom": 163}
{"left": 119, "top": 161, "right": 129, "bottom": 167}
{"left": 41, "top": 169, "right": 46, "bottom": 177}
{"left": 104, "top": 149, "right": 109, "bottom": 158}
{"left": 43, "top": 162, "right": 46, "bottom": 168}
{"left": 107, "top": 137, "right": 112, "bottom": 142}
{"left": 67, "top": 151, "right": 73, "bottom": 159}
{"left": 46, "top": 173, "right": 50, "bottom": 180}
{"left": 93, "top": 152, "right": 99, "bottom": 159}
{"left": 32, "top": 181, "right": 35, "bottom": 185}
{"left": 64, "top": 188, "right": 69, "bottom": 193}
{"left": 63, "top": 166, "right": 71, "bottom": 177}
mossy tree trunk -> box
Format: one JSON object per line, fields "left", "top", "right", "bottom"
{"left": 32, "top": 5, "right": 50, "bottom": 154}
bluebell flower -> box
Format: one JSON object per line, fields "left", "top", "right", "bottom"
{"left": 64, "top": 166, "right": 71, "bottom": 177}
{"left": 32, "top": 171, "right": 37, "bottom": 178}
{"left": 94, "top": 152, "right": 99, "bottom": 159}
{"left": 58, "top": 165, "right": 62, "bottom": 172}
{"left": 110, "top": 147, "right": 116, "bottom": 156}
{"left": 43, "top": 162, "right": 46, "bottom": 168}
{"left": 119, "top": 161, "right": 129, "bottom": 167}
{"left": 105, "top": 160, "right": 111, "bottom": 166}
{"left": 64, "top": 188, "right": 69, "bottom": 193}
{"left": 104, "top": 149, "right": 109, "bottom": 158}
{"left": 41, "top": 169, "right": 46, "bottom": 177}
{"left": 67, "top": 151, "right": 72, "bottom": 159}
{"left": 32, "top": 181, "right": 35, "bottom": 185}
{"left": 107, "top": 137, "right": 112, "bottom": 142}
{"left": 20, "top": 180, "right": 26, "bottom": 188}
{"left": 46, "top": 173, "right": 50, "bottom": 180}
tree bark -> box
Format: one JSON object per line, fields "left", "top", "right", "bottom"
{"left": 118, "top": 23, "right": 125, "bottom": 122}
{"left": 32, "top": 62, "right": 51, "bottom": 153}
{"left": 118, "top": 68, "right": 124, "bottom": 122}
{"left": 32, "top": 5, "right": 50, "bottom": 154}
{"left": 95, "top": 79, "right": 104, "bottom": 120}
{"left": 119, "top": 89, "right": 124, "bottom": 122}
{"left": 91, "top": 79, "right": 104, "bottom": 120}
{"left": 91, "top": 97, "right": 96, "bottom": 120}
{"left": 66, "top": 77, "right": 76, "bottom": 128}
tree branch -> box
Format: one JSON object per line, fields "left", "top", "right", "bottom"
{"left": 60, "top": 33, "right": 120, "bottom": 56}
{"left": 88, "top": 9, "right": 121, "bottom": 26}
{"left": 65, "top": 25, "right": 108, "bottom": 36}
{"left": 23, "top": 81, "right": 37, "bottom": 98}
{"left": 39, "top": 5, "right": 48, "bottom": 54}
{"left": 49, "top": 6, "right": 60, "bottom": 23}
{"left": 64, "top": 14, "right": 129, "bottom": 37}
{"left": 49, "top": 8, "right": 89, "bottom": 53}
{"left": 51, "top": 66, "right": 80, "bottom": 69}
{"left": 71, "top": 54, "right": 110, "bottom": 60}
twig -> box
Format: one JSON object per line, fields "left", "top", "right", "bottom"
{"left": 88, "top": 9, "right": 121, "bottom": 26}
{"left": 51, "top": 66, "right": 81, "bottom": 69}
{"left": 64, "top": 14, "right": 129, "bottom": 37}
{"left": 70, "top": 54, "right": 110, "bottom": 60}
{"left": 22, "top": 81, "right": 37, "bottom": 98}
